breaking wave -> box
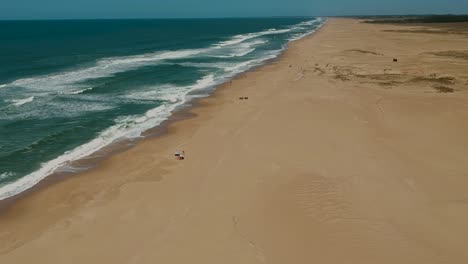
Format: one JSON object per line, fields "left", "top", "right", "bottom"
{"left": 0, "top": 18, "right": 326, "bottom": 200}
{"left": 9, "top": 96, "right": 35, "bottom": 106}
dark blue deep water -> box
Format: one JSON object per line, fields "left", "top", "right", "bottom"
{"left": 0, "top": 17, "right": 325, "bottom": 199}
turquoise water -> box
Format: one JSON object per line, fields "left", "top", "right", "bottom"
{"left": 0, "top": 17, "right": 325, "bottom": 199}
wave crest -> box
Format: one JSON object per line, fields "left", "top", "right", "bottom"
{"left": 9, "top": 96, "right": 35, "bottom": 106}
{"left": 0, "top": 18, "right": 327, "bottom": 200}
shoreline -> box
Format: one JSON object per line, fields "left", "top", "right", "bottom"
{"left": 1, "top": 18, "right": 467, "bottom": 263}
{"left": 0, "top": 21, "right": 328, "bottom": 211}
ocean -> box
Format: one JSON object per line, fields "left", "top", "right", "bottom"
{"left": 0, "top": 17, "right": 325, "bottom": 200}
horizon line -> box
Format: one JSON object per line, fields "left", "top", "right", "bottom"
{"left": 0, "top": 13, "right": 467, "bottom": 21}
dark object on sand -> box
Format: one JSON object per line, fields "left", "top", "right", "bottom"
{"left": 175, "top": 150, "right": 185, "bottom": 160}
{"left": 239, "top": 97, "right": 244, "bottom": 100}
{"left": 393, "top": 58, "right": 398, "bottom": 62}
{"left": 244, "top": 97, "right": 249, "bottom": 100}
{"left": 433, "top": 86, "right": 455, "bottom": 93}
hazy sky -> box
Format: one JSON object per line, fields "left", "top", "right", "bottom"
{"left": 1, "top": 0, "right": 468, "bottom": 20}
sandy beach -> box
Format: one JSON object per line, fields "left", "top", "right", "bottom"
{"left": 1, "top": 18, "right": 468, "bottom": 263}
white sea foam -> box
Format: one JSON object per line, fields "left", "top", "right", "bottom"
{"left": 0, "top": 18, "right": 327, "bottom": 200}
{"left": 289, "top": 30, "right": 316, "bottom": 41}
{"left": 1, "top": 25, "right": 293, "bottom": 94}
{"left": 158, "top": 91, "right": 184, "bottom": 103}
{"left": 288, "top": 18, "right": 326, "bottom": 41}
{"left": 176, "top": 58, "right": 274, "bottom": 76}
{"left": 224, "top": 52, "right": 281, "bottom": 76}
{"left": 56, "top": 87, "right": 94, "bottom": 95}
{"left": 123, "top": 76, "right": 216, "bottom": 103}
{"left": 216, "top": 35, "right": 254, "bottom": 47}
{"left": 0, "top": 172, "right": 15, "bottom": 181}
{"left": 2, "top": 44, "right": 238, "bottom": 94}
{"left": 123, "top": 84, "right": 185, "bottom": 102}
{"left": 245, "top": 39, "right": 268, "bottom": 46}
{"left": 206, "top": 39, "right": 267, "bottom": 58}
{"left": 0, "top": 73, "right": 218, "bottom": 200}
{"left": 98, "top": 49, "right": 207, "bottom": 66}
{"left": 215, "top": 28, "right": 293, "bottom": 48}
{"left": 289, "top": 18, "right": 323, "bottom": 33}
{"left": 175, "top": 62, "right": 230, "bottom": 69}
{"left": 210, "top": 48, "right": 256, "bottom": 58}
{"left": 0, "top": 99, "right": 114, "bottom": 121}
{"left": 67, "top": 87, "right": 94, "bottom": 95}
{"left": 192, "top": 74, "right": 216, "bottom": 90}
{"left": 297, "top": 19, "right": 319, "bottom": 27}
{"left": 9, "top": 96, "right": 35, "bottom": 106}
{"left": 5, "top": 49, "right": 209, "bottom": 94}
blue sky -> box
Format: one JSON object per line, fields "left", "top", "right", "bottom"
{"left": 1, "top": 0, "right": 468, "bottom": 20}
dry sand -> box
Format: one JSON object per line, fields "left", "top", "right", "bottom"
{"left": 1, "top": 18, "right": 468, "bottom": 264}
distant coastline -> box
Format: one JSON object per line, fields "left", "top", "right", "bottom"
{"left": 0, "top": 17, "right": 326, "bottom": 201}
{"left": 1, "top": 18, "right": 467, "bottom": 263}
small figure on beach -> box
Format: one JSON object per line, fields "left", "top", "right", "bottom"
{"left": 175, "top": 150, "right": 185, "bottom": 160}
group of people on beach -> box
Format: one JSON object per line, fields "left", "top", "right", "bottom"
{"left": 174, "top": 150, "right": 185, "bottom": 160}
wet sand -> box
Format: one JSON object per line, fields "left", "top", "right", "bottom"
{"left": 1, "top": 18, "right": 468, "bottom": 264}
